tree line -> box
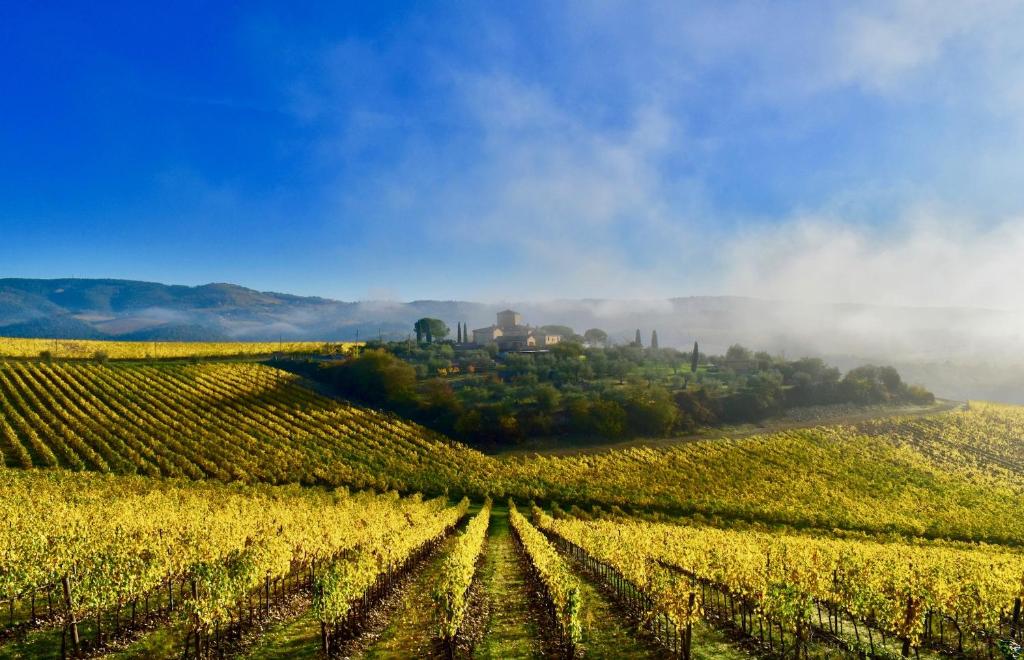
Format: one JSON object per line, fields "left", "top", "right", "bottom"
{"left": 290, "top": 332, "right": 934, "bottom": 449}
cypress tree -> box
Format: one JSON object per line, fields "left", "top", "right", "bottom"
{"left": 651, "top": 330, "right": 659, "bottom": 349}
{"left": 457, "top": 323, "right": 462, "bottom": 343}
{"left": 635, "top": 329, "right": 642, "bottom": 347}
{"left": 415, "top": 322, "right": 423, "bottom": 344}
{"left": 691, "top": 341, "right": 699, "bottom": 373}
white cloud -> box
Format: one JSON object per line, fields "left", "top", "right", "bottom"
{"left": 434, "top": 2, "right": 1024, "bottom": 304}
{"left": 721, "top": 211, "right": 1024, "bottom": 310}
{"left": 295, "top": 1, "right": 1024, "bottom": 303}
{"left": 431, "top": 75, "right": 703, "bottom": 299}
{"left": 827, "top": 0, "right": 1020, "bottom": 95}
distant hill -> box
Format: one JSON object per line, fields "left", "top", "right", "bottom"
{"left": 3, "top": 277, "right": 1024, "bottom": 402}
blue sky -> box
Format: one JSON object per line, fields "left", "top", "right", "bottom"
{"left": 3, "top": 2, "right": 1024, "bottom": 307}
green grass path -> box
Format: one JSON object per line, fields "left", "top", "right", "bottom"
{"left": 688, "top": 624, "right": 751, "bottom": 660}
{"left": 106, "top": 618, "right": 189, "bottom": 659}
{"left": 244, "top": 609, "right": 320, "bottom": 660}
{"left": 553, "top": 528, "right": 748, "bottom": 660}
{"left": 243, "top": 536, "right": 458, "bottom": 660}
{"left": 0, "top": 614, "right": 187, "bottom": 660}
{"left": 351, "top": 531, "right": 463, "bottom": 659}
{"left": 0, "top": 628, "right": 62, "bottom": 660}
{"left": 570, "top": 565, "right": 748, "bottom": 660}
{"left": 474, "top": 507, "right": 543, "bottom": 659}
{"left": 570, "top": 567, "right": 661, "bottom": 659}
{"left": 246, "top": 508, "right": 477, "bottom": 660}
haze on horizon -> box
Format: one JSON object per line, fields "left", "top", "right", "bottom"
{"left": 3, "top": 2, "right": 1024, "bottom": 310}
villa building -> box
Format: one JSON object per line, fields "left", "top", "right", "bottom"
{"left": 472, "top": 310, "right": 562, "bottom": 351}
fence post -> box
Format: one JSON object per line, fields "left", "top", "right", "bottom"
{"left": 61, "top": 575, "right": 80, "bottom": 653}
{"left": 901, "top": 596, "right": 914, "bottom": 657}
{"left": 684, "top": 592, "right": 694, "bottom": 660}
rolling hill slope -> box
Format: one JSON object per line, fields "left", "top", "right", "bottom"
{"left": 0, "top": 361, "right": 485, "bottom": 491}
{"left": 8, "top": 277, "right": 1024, "bottom": 402}
{"left": 1, "top": 360, "right": 1022, "bottom": 544}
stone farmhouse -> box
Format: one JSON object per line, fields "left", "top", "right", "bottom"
{"left": 472, "top": 310, "right": 563, "bottom": 351}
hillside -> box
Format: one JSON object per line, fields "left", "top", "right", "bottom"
{"left": 6, "top": 277, "right": 1024, "bottom": 402}
{"left": 1, "top": 360, "right": 1022, "bottom": 544}
{"left": 0, "top": 337, "right": 358, "bottom": 360}
{"left": 1, "top": 278, "right": 1017, "bottom": 361}
{"left": 0, "top": 361, "right": 481, "bottom": 492}
{"left": 2, "top": 359, "right": 1023, "bottom": 659}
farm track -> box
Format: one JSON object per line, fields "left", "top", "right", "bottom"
{"left": 474, "top": 509, "right": 545, "bottom": 659}
{"left": 246, "top": 511, "right": 478, "bottom": 660}
{"left": 348, "top": 532, "right": 461, "bottom": 659}
{"left": 564, "top": 563, "right": 663, "bottom": 659}
{"left": 552, "top": 529, "right": 752, "bottom": 660}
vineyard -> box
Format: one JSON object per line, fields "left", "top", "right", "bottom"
{"left": 534, "top": 507, "right": 1024, "bottom": 659}
{"left": 5, "top": 470, "right": 1022, "bottom": 658}
{"left": 0, "top": 361, "right": 489, "bottom": 492}
{"left": 0, "top": 362, "right": 1023, "bottom": 543}
{"left": 1, "top": 357, "right": 1024, "bottom": 657}
{"left": 0, "top": 469, "right": 467, "bottom": 658}
{"left": 0, "top": 338, "right": 360, "bottom": 360}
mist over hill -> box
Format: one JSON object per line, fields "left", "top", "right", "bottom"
{"left": 2, "top": 278, "right": 1023, "bottom": 402}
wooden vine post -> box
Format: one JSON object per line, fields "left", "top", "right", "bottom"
{"left": 683, "top": 591, "right": 695, "bottom": 660}
{"left": 901, "top": 595, "right": 915, "bottom": 658}
{"left": 61, "top": 574, "right": 80, "bottom": 655}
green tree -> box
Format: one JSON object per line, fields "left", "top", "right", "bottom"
{"left": 725, "top": 344, "right": 751, "bottom": 361}
{"left": 906, "top": 384, "right": 935, "bottom": 405}
{"left": 414, "top": 318, "right": 449, "bottom": 343}
{"left": 634, "top": 329, "right": 642, "bottom": 347}
{"left": 691, "top": 341, "right": 699, "bottom": 373}
{"left": 325, "top": 349, "right": 417, "bottom": 408}
{"left": 590, "top": 399, "right": 627, "bottom": 438}
{"left": 534, "top": 383, "right": 561, "bottom": 412}
{"left": 611, "top": 360, "right": 630, "bottom": 384}
{"left": 674, "top": 387, "right": 719, "bottom": 428}
{"left": 550, "top": 341, "right": 583, "bottom": 359}
{"left": 421, "top": 379, "right": 463, "bottom": 430}
{"left": 583, "top": 328, "right": 607, "bottom": 346}
{"left": 567, "top": 397, "right": 592, "bottom": 434}
{"left": 539, "top": 325, "right": 575, "bottom": 338}
{"left": 620, "top": 385, "right": 678, "bottom": 436}
{"left": 650, "top": 330, "right": 659, "bottom": 349}
{"left": 454, "top": 409, "right": 484, "bottom": 437}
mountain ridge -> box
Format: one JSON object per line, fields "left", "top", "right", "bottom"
{"left": 4, "top": 277, "right": 1024, "bottom": 403}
